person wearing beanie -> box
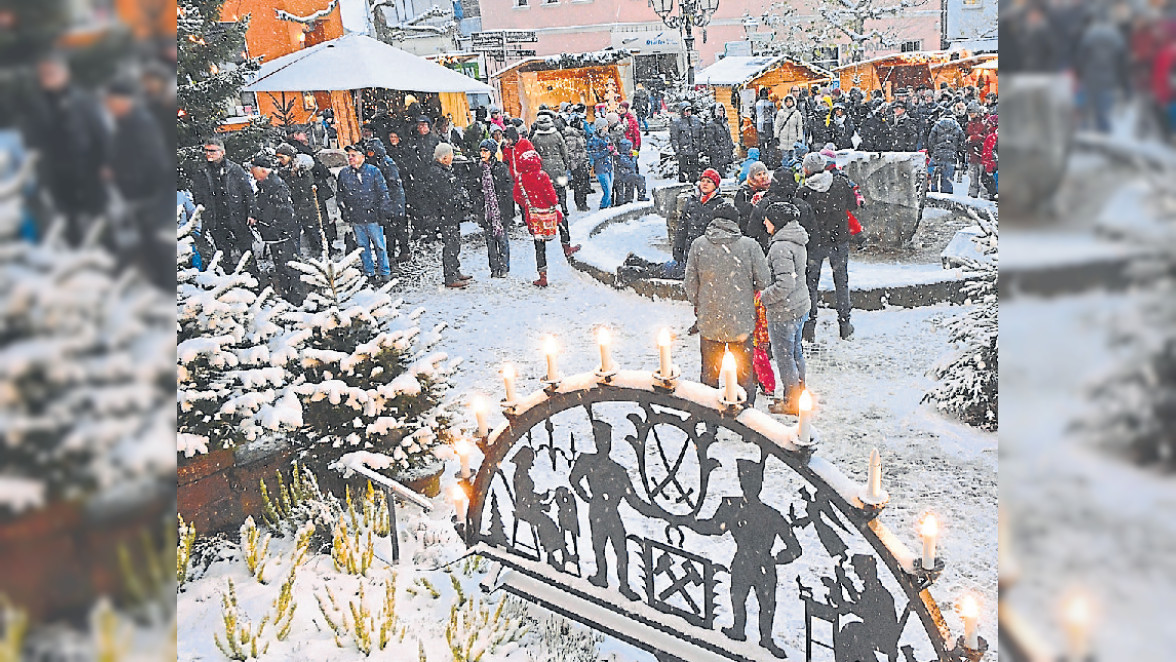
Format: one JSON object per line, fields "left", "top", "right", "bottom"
{"left": 530, "top": 111, "right": 572, "bottom": 217}
{"left": 470, "top": 138, "right": 515, "bottom": 278}
{"left": 247, "top": 154, "right": 302, "bottom": 299}
{"left": 797, "top": 149, "right": 856, "bottom": 341}
{"left": 703, "top": 103, "right": 736, "bottom": 177}
{"left": 613, "top": 137, "right": 647, "bottom": 205}
{"left": 418, "top": 137, "right": 472, "bottom": 288}
{"left": 587, "top": 117, "right": 617, "bottom": 209}
{"left": 275, "top": 142, "right": 323, "bottom": 258}
{"left": 670, "top": 103, "right": 703, "bottom": 183}
{"left": 617, "top": 100, "right": 642, "bottom": 152}
{"left": 563, "top": 114, "right": 592, "bottom": 212}
{"left": 759, "top": 201, "right": 810, "bottom": 414}
{"left": 738, "top": 146, "right": 761, "bottom": 184}
{"left": 734, "top": 160, "right": 772, "bottom": 251}
{"left": 336, "top": 144, "right": 394, "bottom": 284}
{"left": 683, "top": 173, "right": 771, "bottom": 409}
{"left": 514, "top": 149, "right": 573, "bottom": 287}
{"left": 671, "top": 168, "right": 733, "bottom": 271}
{"left": 501, "top": 124, "right": 535, "bottom": 181}
{"left": 888, "top": 101, "right": 918, "bottom": 151}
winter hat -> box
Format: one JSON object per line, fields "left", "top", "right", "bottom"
{"left": 819, "top": 147, "right": 837, "bottom": 161}
{"left": 479, "top": 138, "right": 498, "bottom": 153}
{"left": 416, "top": 115, "right": 432, "bottom": 126}
{"left": 559, "top": 102, "right": 570, "bottom": 112}
{"left": 434, "top": 142, "right": 454, "bottom": 160}
{"left": 504, "top": 126, "right": 520, "bottom": 142}
{"left": 474, "top": 106, "right": 488, "bottom": 121}
{"left": 606, "top": 112, "right": 620, "bottom": 126}
{"left": 748, "top": 161, "right": 769, "bottom": 180}
{"left": 249, "top": 154, "right": 275, "bottom": 169}
{"left": 764, "top": 201, "right": 799, "bottom": 227}
{"left": 275, "top": 143, "right": 298, "bottom": 158}
{"left": 700, "top": 168, "right": 722, "bottom": 188}
{"left": 967, "top": 101, "right": 982, "bottom": 114}
{"left": 619, "top": 100, "right": 631, "bottom": 109}
{"left": 801, "top": 152, "right": 825, "bottom": 175}
{"left": 594, "top": 117, "right": 609, "bottom": 133}
{"left": 106, "top": 78, "right": 137, "bottom": 97}
{"left": 712, "top": 203, "right": 740, "bottom": 222}
{"left": 344, "top": 143, "right": 364, "bottom": 154}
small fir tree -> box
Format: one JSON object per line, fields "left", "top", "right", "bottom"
{"left": 924, "top": 211, "right": 998, "bottom": 431}
{"left": 285, "top": 249, "right": 458, "bottom": 475}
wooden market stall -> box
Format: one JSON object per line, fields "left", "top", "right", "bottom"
{"left": 695, "top": 55, "right": 833, "bottom": 147}
{"left": 491, "top": 52, "right": 633, "bottom": 125}
{"left": 835, "top": 50, "right": 972, "bottom": 99}
{"left": 931, "top": 53, "right": 998, "bottom": 95}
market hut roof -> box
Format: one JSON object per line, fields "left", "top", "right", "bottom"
{"left": 244, "top": 33, "right": 492, "bottom": 94}
{"left": 833, "top": 49, "right": 970, "bottom": 71}
{"left": 929, "top": 53, "right": 998, "bottom": 70}
{"left": 490, "top": 49, "right": 631, "bottom": 79}
{"left": 695, "top": 55, "right": 832, "bottom": 87}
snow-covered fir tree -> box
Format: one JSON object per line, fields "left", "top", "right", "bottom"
{"left": 0, "top": 164, "right": 173, "bottom": 515}
{"left": 285, "top": 249, "right": 459, "bottom": 475}
{"left": 742, "top": 0, "right": 931, "bottom": 62}
{"left": 176, "top": 217, "right": 304, "bottom": 459}
{"left": 924, "top": 211, "right": 998, "bottom": 431}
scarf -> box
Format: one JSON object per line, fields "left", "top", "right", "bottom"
{"left": 481, "top": 161, "right": 503, "bottom": 236}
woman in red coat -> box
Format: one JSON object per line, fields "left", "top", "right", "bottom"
{"left": 513, "top": 149, "right": 570, "bottom": 287}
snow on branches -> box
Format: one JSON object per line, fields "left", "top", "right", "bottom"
{"left": 542, "top": 48, "right": 630, "bottom": 71}
{"left": 924, "top": 209, "right": 998, "bottom": 431}
{"left": 284, "top": 249, "right": 458, "bottom": 475}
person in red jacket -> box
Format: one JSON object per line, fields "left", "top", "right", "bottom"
{"left": 964, "top": 103, "right": 988, "bottom": 198}
{"left": 1152, "top": 40, "right": 1176, "bottom": 140}
{"left": 513, "top": 150, "right": 579, "bottom": 287}
{"left": 501, "top": 125, "right": 535, "bottom": 180}
{"left": 981, "top": 116, "right": 998, "bottom": 200}
{"left": 618, "top": 100, "right": 642, "bottom": 152}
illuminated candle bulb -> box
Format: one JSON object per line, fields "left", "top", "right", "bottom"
{"left": 959, "top": 594, "right": 980, "bottom": 649}
{"left": 920, "top": 514, "right": 939, "bottom": 568}
{"left": 867, "top": 447, "right": 882, "bottom": 501}
{"left": 657, "top": 328, "right": 673, "bottom": 377}
{"left": 797, "top": 389, "right": 813, "bottom": 444}
{"left": 453, "top": 438, "right": 473, "bottom": 479}
{"left": 543, "top": 335, "right": 559, "bottom": 382}
{"left": 720, "top": 350, "right": 738, "bottom": 403}
{"left": 470, "top": 396, "right": 488, "bottom": 438}
{"left": 451, "top": 485, "right": 468, "bottom": 521}
{"left": 597, "top": 326, "right": 613, "bottom": 373}
{"left": 1063, "top": 594, "right": 1091, "bottom": 662}
{"left": 502, "top": 363, "right": 517, "bottom": 403}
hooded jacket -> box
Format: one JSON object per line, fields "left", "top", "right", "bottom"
{"left": 683, "top": 217, "right": 772, "bottom": 342}
{"left": 530, "top": 116, "right": 570, "bottom": 182}
{"left": 760, "top": 221, "right": 811, "bottom": 322}
{"left": 586, "top": 131, "right": 614, "bottom": 175}
{"left": 501, "top": 136, "right": 536, "bottom": 179}
{"left": 252, "top": 173, "right": 298, "bottom": 241}
{"left": 798, "top": 170, "right": 855, "bottom": 248}
{"left": 615, "top": 138, "right": 638, "bottom": 175}
{"left": 562, "top": 125, "right": 590, "bottom": 171}
{"left": 927, "top": 115, "right": 965, "bottom": 163}
{"left": 512, "top": 150, "right": 562, "bottom": 222}
{"left": 621, "top": 110, "right": 642, "bottom": 150}
{"left": 670, "top": 113, "right": 703, "bottom": 155}
{"left": 773, "top": 97, "right": 805, "bottom": 150}
{"left": 738, "top": 147, "right": 761, "bottom": 184}
{"left": 672, "top": 191, "right": 738, "bottom": 263}
{"left": 752, "top": 171, "right": 816, "bottom": 251}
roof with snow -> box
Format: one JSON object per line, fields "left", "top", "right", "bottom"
{"left": 245, "top": 34, "right": 492, "bottom": 94}
{"left": 694, "top": 55, "right": 832, "bottom": 87}
{"left": 833, "top": 49, "right": 971, "bottom": 71}
{"left": 490, "top": 49, "right": 631, "bottom": 79}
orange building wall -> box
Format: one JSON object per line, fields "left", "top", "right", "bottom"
{"left": 115, "top": 0, "right": 175, "bottom": 39}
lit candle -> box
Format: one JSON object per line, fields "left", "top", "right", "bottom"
{"left": 543, "top": 335, "right": 559, "bottom": 382}
{"left": 920, "top": 514, "right": 939, "bottom": 568}
{"left": 502, "top": 363, "right": 517, "bottom": 403}
{"left": 657, "top": 328, "right": 673, "bottom": 377}
{"left": 797, "top": 389, "right": 813, "bottom": 444}
{"left": 959, "top": 594, "right": 980, "bottom": 649}
{"left": 867, "top": 447, "right": 882, "bottom": 501}
{"left": 470, "top": 396, "right": 488, "bottom": 438}
{"left": 1063, "top": 595, "right": 1091, "bottom": 662}
{"left": 597, "top": 326, "right": 613, "bottom": 373}
{"left": 453, "top": 438, "right": 473, "bottom": 479}
{"left": 451, "top": 485, "right": 468, "bottom": 521}
{"left": 720, "top": 350, "right": 738, "bottom": 403}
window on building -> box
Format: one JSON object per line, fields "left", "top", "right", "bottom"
{"left": 963, "top": 0, "right": 982, "bottom": 6}
{"left": 901, "top": 40, "right": 921, "bottom": 52}
{"left": 543, "top": 0, "right": 558, "bottom": 4}
{"left": 811, "top": 46, "right": 839, "bottom": 70}
{"left": 515, "top": 0, "right": 528, "bottom": 6}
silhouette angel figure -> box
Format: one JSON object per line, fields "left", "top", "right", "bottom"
{"left": 510, "top": 446, "right": 568, "bottom": 570}
{"left": 681, "top": 458, "right": 799, "bottom": 658}
{"left": 569, "top": 419, "right": 646, "bottom": 600}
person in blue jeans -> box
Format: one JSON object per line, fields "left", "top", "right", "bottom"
{"left": 587, "top": 117, "right": 615, "bottom": 209}
{"left": 336, "top": 144, "right": 393, "bottom": 282}
{"left": 758, "top": 202, "right": 810, "bottom": 414}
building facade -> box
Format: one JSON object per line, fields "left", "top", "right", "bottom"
{"left": 944, "top": 0, "right": 998, "bottom": 52}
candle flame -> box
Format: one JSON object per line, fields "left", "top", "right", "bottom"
{"left": 798, "top": 389, "right": 813, "bottom": 412}
{"left": 1064, "top": 594, "right": 1091, "bottom": 628}
{"left": 720, "top": 350, "right": 736, "bottom": 373}
{"left": 453, "top": 438, "right": 472, "bottom": 456}
{"left": 502, "top": 363, "right": 515, "bottom": 379}
{"left": 543, "top": 335, "right": 557, "bottom": 355}
{"left": 658, "top": 328, "right": 672, "bottom": 347}
{"left": 959, "top": 594, "right": 979, "bottom": 618}
{"left": 449, "top": 484, "right": 467, "bottom": 503}
{"left": 921, "top": 514, "right": 939, "bottom": 537}
{"left": 598, "top": 326, "right": 611, "bottom": 346}
{"left": 470, "top": 395, "right": 487, "bottom": 413}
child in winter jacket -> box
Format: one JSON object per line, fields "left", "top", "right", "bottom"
{"left": 614, "top": 138, "right": 648, "bottom": 205}
{"left": 737, "top": 147, "right": 761, "bottom": 184}
{"left": 759, "top": 201, "right": 810, "bottom": 414}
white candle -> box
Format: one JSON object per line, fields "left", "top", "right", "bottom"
{"left": 720, "top": 350, "right": 738, "bottom": 403}
{"left": 658, "top": 328, "right": 673, "bottom": 377}
{"left": 451, "top": 485, "right": 468, "bottom": 521}
{"left": 470, "top": 396, "right": 488, "bottom": 438}
{"left": 543, "top": 335, "right": 559, "bottom": 382}
{"left": 959, "top": 594, "right": 980, "bottom": 649}
{"left": 597, "top": 326, "right": 613, "bottom": 373}
{"left": 502, "top": 363, "right": 517, "bottom": 403}
{"left": 797, "top": 389, "right": 813, "bottom": 444}
{"left": 453, "top": 438, "right": 473, "bottom": 479}
{"left": 867, "top": 447, "right": 882, "bottom": 501}
{"left": 920, "top": 514, "right": 939, "bottom": 568}
{"left": 1063, "top": 595, "right": 1091, "bottom": 661}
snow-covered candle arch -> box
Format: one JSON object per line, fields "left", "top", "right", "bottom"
{"left": 458, "top": 371, "right": 982, "bottom": 662}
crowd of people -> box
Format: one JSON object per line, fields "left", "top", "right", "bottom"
{"left": 670, "top": 82, "right": 999, "bottom": 200}
{"left": 188, "top": 99, "right": 667, "bottom": 298}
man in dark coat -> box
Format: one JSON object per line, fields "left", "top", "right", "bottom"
{"left": 418, "top": 143, "right": 471, "bottom": 288}
{"left": 469, "top": 139, "right": 515, "bottom": 277}
{"left": 671, "top": 168, "right": 737, "bottom": 270}
{"left": 670, "top": 102, "right": 704, "bottom": 184}
{"left": 103, "top": 80, "right": 171, "bottom": 287}
{"left": 926, "top": 114, "right": 965, "bottom": 193}
{"left": 411, "top": 116, "right": 443, "bottom": 238}
{"left": 888, "top": 102, "right": 919, "bottom": 151}
{"left": 359, "top": 126, "right": 410, "bottom": 261}
{"left": 336, "top": 145, "right": 393, "bottom": 282}
{"left": 23, "top": 53, "right": 110, "bottom": 246}
{"left": 857, "top": 102, "right": 890, "bottom": 152}
{"left": 632, "top": 84, "right": 651, "bottom": 133}
{"left": 247, "top": 156, "right": 300, "bottom": 300}
{"left": 276, "top": 143, "right": 325, "bottom": 257}
{"left": 703, "top": 104, "right": 736, "bottom": 176}
{"left": 288, "top": 129, "right": 338, "bottom": 252}
{"left": 797, "top": 153, "right": 857, "bottom": 341}
{"left": 191, "top": 137, "right": 255, "bottom": 264}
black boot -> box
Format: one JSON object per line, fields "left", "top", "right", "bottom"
{"left": 802, "top": 318, "right": 816, "bottom": 342}
{"left": 839, "top": 320, "right": 854, "bottom": 340}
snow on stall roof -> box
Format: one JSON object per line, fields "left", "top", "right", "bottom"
{"left": 696, "top": 55, "right": 795, "bottom": 86}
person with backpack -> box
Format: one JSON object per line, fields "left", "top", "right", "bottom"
{"left": 797, "top": 153, "right": 857, "bottom": 342}
{"left": 514, "top": 150, "right": 567, "bottom": 288}
{"left": 773, "top": 95, "right": 805, "bottom": 165}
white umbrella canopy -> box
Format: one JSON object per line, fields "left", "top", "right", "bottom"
{"left": 245, "top": 33, "right": 492, "bottom": 94}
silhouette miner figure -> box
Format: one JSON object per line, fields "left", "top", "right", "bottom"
{"left": 510, "top": 446, "right": 568, "bottom": 569}
{"left": 795, "top": 487, "right": 851, "bottom": 561}
{"left": 684, "top": 458, "right": 798, "bottom": 658}
{"left": 569, "top": 419, "right": 645, "bottom": 600}
{"left": 830, "top": 554, "right": 905, "bottom": 662}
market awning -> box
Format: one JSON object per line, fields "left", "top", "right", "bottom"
{"left": 245, "top": 33, "right": 492, "bottom": 94}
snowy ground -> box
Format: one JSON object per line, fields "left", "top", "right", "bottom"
{"left": 178, "top": 131, "right": 997, "bottom": 660}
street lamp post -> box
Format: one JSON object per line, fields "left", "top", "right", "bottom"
{"left": 648, "top": 0, "right": 720, "bottom": 86}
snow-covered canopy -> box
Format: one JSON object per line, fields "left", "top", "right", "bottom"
{"left": 245, "top": 34, "right": 492, "bottom": 94}
{"left": 694, "top": 55, "right": 832, "bottom": 87}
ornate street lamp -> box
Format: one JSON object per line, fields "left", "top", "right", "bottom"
{"left": 649, "top": 0, "right": 720, "bottom": 86}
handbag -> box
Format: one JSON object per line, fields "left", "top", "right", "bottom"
{"left": 518, "top": 180, "right": 560, "bottom": 241}
{"left": 847, "top": 210, "right": 863, "bottom": 236}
